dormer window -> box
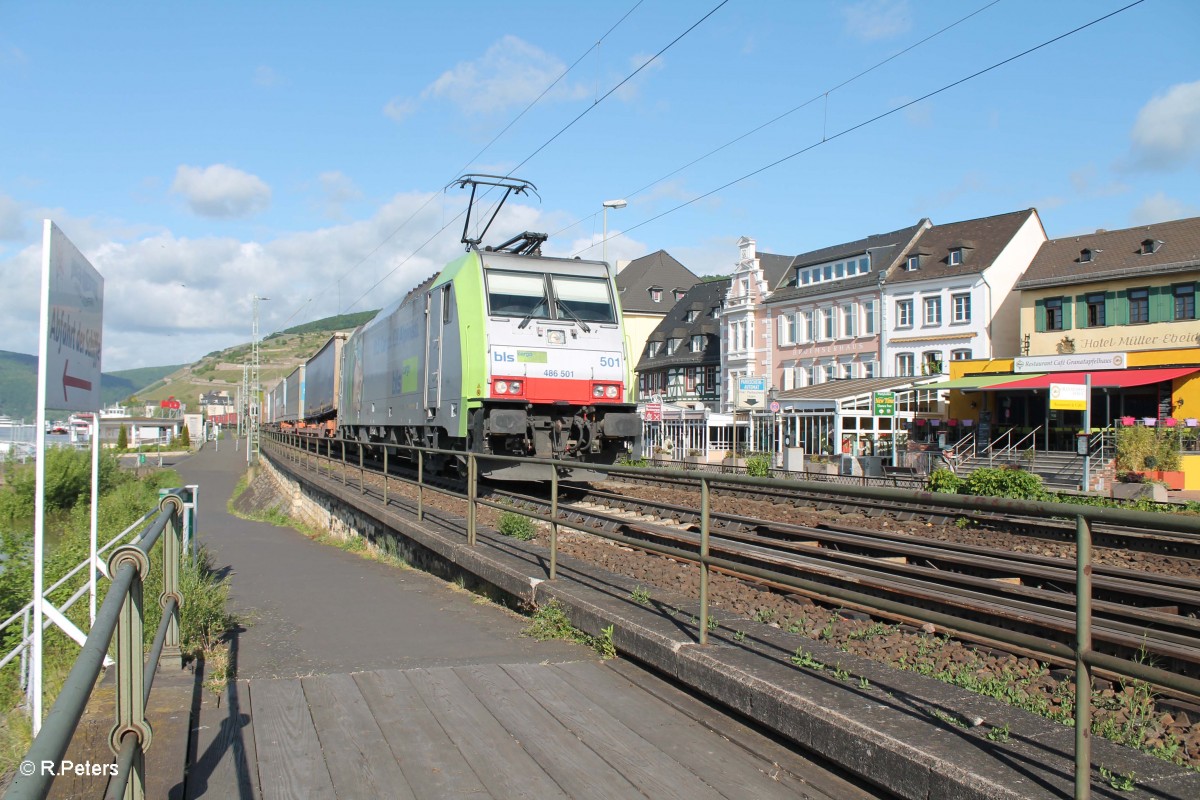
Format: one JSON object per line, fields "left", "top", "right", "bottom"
{"left": 666, "top": 338, "right": 680, "bottom": 355}
{"left": 685, "top": 309, "right": 698, "bottom": 322}
{"left": 948, "top": 248, "right": 963, "bottom": 266}
{"left": 673, "top": 289, "right": 686, "bottom": 301}
{"left": 905, "top": 255, "right": 919, "bottom": 271}
{"left": 650, "top": 287, "right": 663, "bottom": 303}
{"left": 1080, "top": 249, "right": 1093, "bottom": 263}
{"left": 711, "top": 305, "right": 721, "bottom": 318}
{"left": 1141, "top": 238, "right": 1161, "bottom": 255}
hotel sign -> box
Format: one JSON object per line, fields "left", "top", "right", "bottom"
{"left": 1014, "top": 352, "right": 1126, "bottom": 373}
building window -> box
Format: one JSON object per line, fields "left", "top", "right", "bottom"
{"left": 863, "top": 361, "right": 877, "bottom": 379}
{"left": 1080, "top": 249, "right": 1093, "bottom": 263}
{"left": 806, "top": 365, "right": 818, "bottom": 386}
{"left": 1141, "top": 238, "right": 1160, "bottom": 255}
{"left": 948, "top": 249, "right": 963, "bottom": 266}
{"left": 841, "top": 362, "right": 854, "bottom": 380}
{"left": 1128, "top": 288, "right": 1149, "bottom": 324}
{"left": 711, "top": 305, "right": 721, "bottom": 318}
{"left": 841, "top": 303, "right": 857, "bottom": 338}
{"left": 1086, "top": 293, "right": 1106, "bottom": 327}
{"left": 905, "top": 255, "right": 919, "bottom": 271}
{"left": 1175, "top": 284, "right": 1196, "bottom": 320}
{"left": 781, "top": 313, "right": 798, "bottom": 344}
{"left": 650, "top": 288, "right": 662, "bottom": 303}
{"left": 823, "top": 307, "right": 836, "bottom": 340}
{"left": 667, "top": 338, "right": 680, "bottom": 355}
{"left": 863, "top": 300, "right": 877, "bottom": 334}
{"left": 823, "top": 362, "right": 837, "bottom": 382}
{"left": 951, "top": 349, "right": 972, "bottom": 360}
{"left": 896, "top": 353, "right": 914, "bottom": 376}
{"left": 685, "top": 309, "right": 698, "bottom": 322}
{"left": 924, "top": 296, "right": 942, "bottom": 326}
{"left": 1045, "top": 297, "right": 1064, "bottom": 331}
{"left": 922, "top": 351, "right": 943, "bottom": 374}
{"left": 897, "top": 299, "right": 913, "bottom": 327}
{"left": 952, "top": 293, "right": 970, "bottom": 323}
{"left": 674, "top": 289, "right": 686, "bottom": 301}
{"left": 691, "top": 335, "right": 704, "bottom": 353}
{"left": 803, "top": 310, "right": 815, "bottom": 342}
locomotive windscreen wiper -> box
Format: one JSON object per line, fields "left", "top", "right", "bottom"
{"left": 555, "top": 299, "right": 591, "bottom": 333}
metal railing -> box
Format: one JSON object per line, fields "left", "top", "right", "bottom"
{"left": 263, "top": 432, "right": 1200, "bottom": 800}
{"left": 987, "top": 425, "right": 1041, "bottom": 465}
{"left": 7, "top": 489, "right": 192, "bottom": 800}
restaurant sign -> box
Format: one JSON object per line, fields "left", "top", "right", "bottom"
{"left": 1014, "top": 352, "right": 1126, "bottom": 373}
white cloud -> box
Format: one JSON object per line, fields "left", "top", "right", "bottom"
{"left": 1130, "top": 192, "right": 1199, "bottom": 226}
{"left": 420, "top": 35, "right": 588, "bottom": 115}
{"left": 383, "top": 96, "right": 417, "bottom": 123}
{"left": 170, "top": 164, "right": 272, "bottom": 219}
{"left": 0, "top": 194, "right": 24, "bottom": 239}
{"left": 843, "top": 0, "right": 912, "bottom": 42}
{"left": 0, "top": 192, "right": 606, "bottom": 370}
{"left": 315, "top": 171, "right": 363, "bottom": 219}
{"left": 254, "top": 65, "right": 282, "bottom": 88}
{"left": 1129, "top": 80, "right": 1200, "bottom": 169}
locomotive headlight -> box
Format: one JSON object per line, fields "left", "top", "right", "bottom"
{"left": 593, "top": 385, "right": 605, "bottom": 398}
{"left": 494, "top": 380, "right": 509, "bottom": 394}
{"left": 508, "top": 381, "right": 522, "bottom": 394}
{"left": 547, "top": 329, "right": 566, "bottom": 345}
{"left": 605, "top": 385, "right": 619, "bottom": 398}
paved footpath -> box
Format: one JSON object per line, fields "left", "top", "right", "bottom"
{"left": 175, "top": 442, "right": 588, "bottom": 679}
{"left": 169, "top": 444, "right": 878, "bottom": 800}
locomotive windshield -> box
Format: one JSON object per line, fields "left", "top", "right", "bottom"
{"left": 486, "top": 270, "right": 615, "bottom": 324}
{"left": 551, "top": 275, "right": 615, "bottom": 323}
{"left": 486, "top": 270, "right": 550, "bottom": 318}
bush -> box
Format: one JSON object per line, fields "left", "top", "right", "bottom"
{"left": 180, "top": 426, "right": 191, "bottom": 448}
{"left": 117, "top": 424, "right": 128, "bottom": 450}
{"left": 498, "top": 511, "right": 535, "bottom": 540}
{"left": 964, "top": 466, "right": 1046, "bottom": 501}
{"left": 927, "top": 468, "right": 964, "bottom": 494}
{"left": 744, "top": 452, "right": 772, "bottom": 477}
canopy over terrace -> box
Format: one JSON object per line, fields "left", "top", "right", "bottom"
{"left": 956, "top": 366, "right": 1200, "bottom": 451}
{"left": 776, "top": 376, "right": 943, "bottom": 458}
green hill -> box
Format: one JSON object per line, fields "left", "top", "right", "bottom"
{"left": 0, "top": 311, "right": 379, "bottom": 419}
{"left": 0, "top": 351, "right": 180, "bottom": 420}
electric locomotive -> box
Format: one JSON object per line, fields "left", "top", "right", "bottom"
{"left": 337, "top": 176, "right": 641, "bottom": 480}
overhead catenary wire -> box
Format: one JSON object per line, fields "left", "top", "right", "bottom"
{"left": 279, "top": 1, "right": 647, "bottom": 323}
{"left": 553, "top": 0, "right": 1004, "bottom": 245}
{"left": 341, "top": 0, "right": 729, "bottom": 313}
{"left": 574, "top": 0, "right": 1146, "bottom": 258}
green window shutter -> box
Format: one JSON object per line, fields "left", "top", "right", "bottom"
{"left": 1035, "top": 298, "right": 1046, "bottom": 332}
{"left": 1112, "top": 290, "right": 1128, "bottom": 326}
{"left": 1076, "top": 295, "right": 1088, "bottom": 327}
{"left": 1152, "top": 285, "right": 1174, "bottom": 322}
{"left": 1061, "top": 297, "right": 1073, "bottom": 329}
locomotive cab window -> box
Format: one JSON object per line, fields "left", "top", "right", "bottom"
{"left": 486, "top": 270, "right": 550, "bottom": 318}
{"left": 550, "top": 274, "right": 615, "bottom": 323}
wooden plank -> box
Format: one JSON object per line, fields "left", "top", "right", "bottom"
{"left": 502, "top": 662, "right": 725, "bottom": 800}
{"left": 352, "top": 670, "right": 490, "bottom": 800}
{"left": 185, "top": 679, "right": 260, "bottom": 800}
{"left": 556, "top": 662, "right": 820, "bottom": 800}
{"left": 301, "top": 673, "right": 415, "bottom": 800}
{"left": 454, "top": 664, "right": 644, "bottom": 800}
{"left": 249, "top": 678, "right": 335, "bottom": 800}
{"left": 406, "top": 667, "right": 569, "bottom": 800}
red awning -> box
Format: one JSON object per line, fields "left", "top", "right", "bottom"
{"left": 983, "top": 367, "right": 1198, "bottom": 391}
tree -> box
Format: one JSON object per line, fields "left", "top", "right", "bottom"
{"left": 117, "top": 424, "right": 129, "bottom": 451}
{"left": 180, "top": 425, "right": 191, "bottom": 449}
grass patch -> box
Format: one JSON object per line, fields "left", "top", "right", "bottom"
{"left": 523, "top": 600, "right": 616, "bottom": 660}
{"left": 497, "top": 511, "right": 535, "bottom": 540}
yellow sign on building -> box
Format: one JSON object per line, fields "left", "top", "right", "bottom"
{"left": 1049, "top": 383, "right": 1086, "bottom": 411}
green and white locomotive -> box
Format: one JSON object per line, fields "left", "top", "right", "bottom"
{"left": 336, "top": 176, "right": 641, "bottom": 480}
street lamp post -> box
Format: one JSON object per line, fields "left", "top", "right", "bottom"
{"left": 602, "top": 199, "right": 627, "bottom": 269}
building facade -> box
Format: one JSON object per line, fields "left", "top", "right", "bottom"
{"left": 636, "top": 278, "right": 729, "bottom": 411}
{"left": 615, "top": 250, "right": 699, "bottom": 398}
{"left": 720, "top": 236, "right": 793, "bottom": 412}
{"left": 765, "top": 221, "right": 928, "bottom": 391}
{"left": 882, "top": 209, "right": 1046, "bottom": 377}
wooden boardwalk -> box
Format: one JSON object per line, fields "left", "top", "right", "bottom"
{"left": 186, "top": 659, "right": 876, "bottom": 800}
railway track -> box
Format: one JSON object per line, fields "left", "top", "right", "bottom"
{"left": 267, "top": 437, "right": 1200, "bottom": 687}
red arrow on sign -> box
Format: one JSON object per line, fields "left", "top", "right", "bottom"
{"left": 62, "top": 360, "right": 93, "bottom": 402}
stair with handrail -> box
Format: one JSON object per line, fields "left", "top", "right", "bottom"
{"left": 950, "top": 428, "right": 1112, "bottom": 491}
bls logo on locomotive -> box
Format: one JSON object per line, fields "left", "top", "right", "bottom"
{"left": 493, "top": 351, "right": 515, "bottom": 363}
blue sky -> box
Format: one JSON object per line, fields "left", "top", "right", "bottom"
{"left": 1, "top": 0, "right": 1197, "bottom": 370}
